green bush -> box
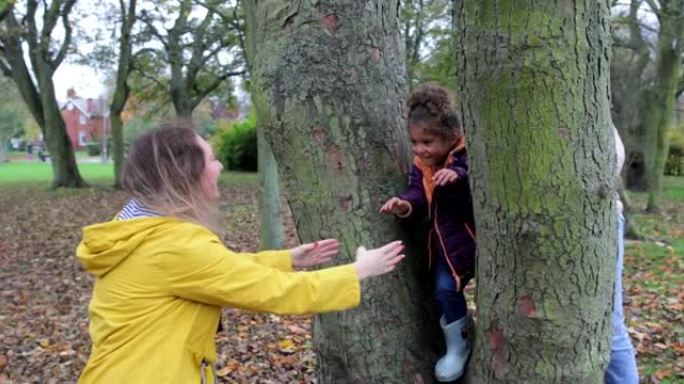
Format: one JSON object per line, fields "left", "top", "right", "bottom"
{"left": 213, "top": 112, "right": 257, "bottom": 172}
{"left": 86, "top": 142, "right": 101, "bottom": 156}
{"left": 665, "top": 128, "right": 684, "bottom": 176}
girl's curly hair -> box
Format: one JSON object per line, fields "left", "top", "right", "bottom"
{"left": 406, "top": 84, "right": 463, "bottom": 140}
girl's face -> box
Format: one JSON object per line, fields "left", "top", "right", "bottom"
{"left": 409, "top": 124, "right": 456, "bottom": 167}
{"left": 196, "top": 135, "right": 224, "bottom": 200}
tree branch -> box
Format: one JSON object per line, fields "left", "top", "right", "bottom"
{"left": 25, "top": 0, "right": 39, "bottom": 50}
{"left": 190, "top": 69, "right": 244, "bottom": 108}
{"left": 410, "top": 0, "right": 425, "bottom": 65}
{"left": 198, "top": 37, "right": 234, "bottom": 68}
{"left": 139, "top": 10, "right": 170, "bottom": 50}
{"left": 0, "top": 12, "right": 45, "bottom": 129}
{"left": 185, "top": 4, "right": 215, "bottom": 89}
{"left": 644, "top": 0, "right": 661, "bottom": 14}
{"left": 134, "top": 66, "right": 167, "bottom": 90}
{"left": 131, "top": 47, "right": 161, "bottom": 60}
{"left": 0, "top": 56, "right": 12, "bottom": 78}
{"left": 233, "top": 0, "right": 246, "bottom": 67}
{"left": 53, "top": 0, "right": 76, "bottom": 67}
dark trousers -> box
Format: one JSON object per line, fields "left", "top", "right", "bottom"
{"left": 433, "top": 254, "right": 467, "bottom": 324}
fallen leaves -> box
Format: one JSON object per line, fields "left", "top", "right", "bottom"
{"left": 0, "top": 179, "right": 682, "bottom": 383}
{"left": 623, "top": 189, "right": 684, "bottom": 383}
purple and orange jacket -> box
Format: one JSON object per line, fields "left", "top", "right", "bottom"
{"left": 397, "top": 139, "right": 476, "bottom": 291}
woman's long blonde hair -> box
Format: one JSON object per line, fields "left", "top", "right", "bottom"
{"left": 122, "top": 122, "right": 220, "bottom": 233}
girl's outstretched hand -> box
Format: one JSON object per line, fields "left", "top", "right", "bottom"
{"left": 291, "top": 239, "right": 339, "bottom": 268}
{"left": 432, "top": 169, "right": 458, "bottom": 186}
{"left": 354, "top": 241, "right": 405, "bottom": 280}
{"left": 379, "top": 197, "right": 411, "bottom": 216}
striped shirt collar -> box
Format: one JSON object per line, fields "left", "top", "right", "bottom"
{"left": 117, "top": 199, "right": 160, "bottom": 220}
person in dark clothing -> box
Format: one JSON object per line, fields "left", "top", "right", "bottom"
{"left": 380, "top": 84, "right": 476, "bottom": 382}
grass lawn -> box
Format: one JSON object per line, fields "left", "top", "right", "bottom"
{"left": 0, "top": 161, "right": 258, "bottom": 187}
{"left": 0, "top": 161, "right": 114, "bottom": 184}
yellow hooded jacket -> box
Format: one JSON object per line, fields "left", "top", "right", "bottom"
{"left": 76, "top": 217, "right": 360, "bottom": 383}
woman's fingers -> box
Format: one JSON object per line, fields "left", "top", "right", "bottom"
{"left": 309, "top": 239, "right": 338, "bottom": 255}
{"left": 377, "top": 241, "right": 404, "bottom": 257}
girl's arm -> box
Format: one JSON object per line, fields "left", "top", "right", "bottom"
{"left": 397, "top": 163, "right": 428, "bottom": 218}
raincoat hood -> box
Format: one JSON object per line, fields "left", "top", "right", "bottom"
{"left": 77, "top": 217, "right": 173, "bottom": 277}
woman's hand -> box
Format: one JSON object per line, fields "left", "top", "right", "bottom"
{"left": 291, "top": 239, "right": 340, "bottom": 269}
{"left": 354, "top": 241, "right": 405, "bottom": 280}
{"left": 379, "top": 197, "right": 411, "bottom": 216}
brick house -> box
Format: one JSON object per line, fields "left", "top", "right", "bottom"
{"left": 60, "top": 88, "right": 107, "bottom": 149}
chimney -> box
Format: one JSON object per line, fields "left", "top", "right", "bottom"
{"left": 67, "top": 88, "right": 76, "bottom": 99}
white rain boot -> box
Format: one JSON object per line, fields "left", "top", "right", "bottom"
{"left": 435, "top": 315, "right": 471, "bottom": 382}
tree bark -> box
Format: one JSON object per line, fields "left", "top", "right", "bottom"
{"left": 109, "top": 0, "right": 137, "bottom": 189}
{"left": 246, "top": 1, "right": 438, "bottom": 382}
{"left": 456, "top": 1, "right": 615, "bottom": 382}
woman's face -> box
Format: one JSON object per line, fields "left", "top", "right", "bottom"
{"left": 196, "top": 135, "right": 224, "bottom": 200}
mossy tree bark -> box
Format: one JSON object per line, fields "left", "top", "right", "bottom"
{"left": 246, "top": 1, "right": 438, "bottom": 382}
{"left": 456, "top": 1, "right": 616, "bottom": 381}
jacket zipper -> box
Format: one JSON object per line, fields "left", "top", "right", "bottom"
{"left": 433, "top": 202, "right": 462, "bottom": 292}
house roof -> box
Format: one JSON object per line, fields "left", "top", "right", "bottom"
{"left": 59, "top": 97, "right": 105, "bottom": 119}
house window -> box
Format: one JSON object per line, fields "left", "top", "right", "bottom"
{"left": 79, "top": 131, "right": 87, "bottom": 146}
{"left": 79, "top": 114, "right": 87, "bottom": 125}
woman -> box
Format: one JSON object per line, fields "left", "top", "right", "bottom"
{"left": 77, "top": 123, "right": 405, "bottom": 383}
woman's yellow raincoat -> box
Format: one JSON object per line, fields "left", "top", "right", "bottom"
{"left": 76, "top": 217, "right": 360, "bottom": 383}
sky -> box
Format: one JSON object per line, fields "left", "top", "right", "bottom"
{"left": 53, "top": 63, "right": 107, "bottom": 101}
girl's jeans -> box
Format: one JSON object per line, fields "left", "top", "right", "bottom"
{"left": 433, "top": 254, "right": 467, "bottom": 323}
{"left": 605, "top": 214, "right": 638, "bottom": 384}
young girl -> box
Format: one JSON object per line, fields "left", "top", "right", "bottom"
{"left": 380, "top": 84, "right": 475, "bottom": 382}
{"left": 77, "top": 123, "right": 405, "bottom": 383}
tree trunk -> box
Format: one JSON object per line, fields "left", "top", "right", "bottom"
{"left": 611, "top": 0, "right": 650, "bottom": 192}
{"left": 644, "top": 1, "right": 684, "bottom": 212}
{"left": 110, "top": 113, "right": 125, "bottom": 189}
{"left": 1, "top": 1, "right": 85, "bottom": 188}
{"left": 246, "top": 1, "right": 438, "bottom": 382}
{"left": 257, "top": 125, "right": 285, "bottom": 249}
{"left": 240, "top": 3, "right": 286, "bottom": 253}
{"left": 109, "top": 0, "right": 137, "bottom": 189}
{"left": 456, "top": 1, "right": 615, "bottom": 382}
{"left": 38, "top": 66, "right": 86, "bottom": 188}
{"left": 0, "top": 140, "right": 7, "bottom": 163}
